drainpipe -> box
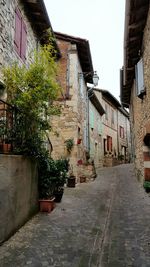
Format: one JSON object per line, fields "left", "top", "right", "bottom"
{"left": 123, "top": 0, "right": 130, "bottom": 85}
{"left": 117, "top": 109, "right": 119, "bottom": 157}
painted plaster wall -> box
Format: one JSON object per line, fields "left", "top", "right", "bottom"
{"left": 0, "top": 155, "right": 38, "bottom": 244}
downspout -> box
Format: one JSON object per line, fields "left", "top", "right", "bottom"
{"left": 123, "top": 0, "right": 130, "bottom": 85}
{"left": 117, "top": 109, "right": 119, "bottom": 157}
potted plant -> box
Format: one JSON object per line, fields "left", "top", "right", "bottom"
{"left": 53, "top": 158, "right": 69, "bottom": 202}
{"left": 0, "top": 120, "right": 12, "bottom": 153}
{"left": 38, "top": 154, "right": 56, "bottom": 213}
{"left": 77, "top": 138, "right": 82, "bottom": 144}
{"left": 67, "top": 165, "right": 76, "bottom": 188}
{"left": 143, "top": 181, "right": 150, "bottom": 193}
{"left": 64, "top": 138, "right": 74, "bottom": 153}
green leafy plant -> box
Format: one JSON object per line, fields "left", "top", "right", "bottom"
{"left": 64, "top": 138, "right": 74, "bottom": 153}
{"left": 2, "top": 43, "right": 63, "bottom": 198}
{"left": 3, "top": 44, "right": 61, "bottom": 154}
{"left": 143, "top": 181, "right": 150, "bottom": 193}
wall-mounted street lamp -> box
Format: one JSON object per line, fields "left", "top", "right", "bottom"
{"left": 92, "top": 71, "right": 99, "bottom": 87}
{"left": 78, "top": 71, "right": 99, "bottom": 87}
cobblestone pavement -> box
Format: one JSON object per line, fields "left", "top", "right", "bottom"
{"left": 0, "top": 164, "right": 150, "bottom": 267}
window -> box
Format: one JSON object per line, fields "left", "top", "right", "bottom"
{"left": 105, "top": 104, "right": 108, "bottom": 120}
{"left": 119, "top": 126, "right": 124, "bottom": 139}
{"left": 107, "top": 135, "right": 112, "bottom": 152}
{"left": 111, "top": 110, "right": 114, "bottom": 124}
{"left": 89, "top": 109, "right": 94, "bottom": 129}
{"left": 14, "top": 8, "right": 27, "bottom": 61}
{"left": 135, "top": 58, "right": 145, "bottom": 98}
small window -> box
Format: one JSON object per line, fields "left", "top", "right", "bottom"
{"left": 105, "top": 104, "right": 108, "bottom": 120}
{"left": 135, "top": 58, "right": 145, "bottom": 98}
{"left": 14, "top": 8, "right": 27, "bottom": 61}
{"left": 111, "top": 110, "right": 114, "bottom": 124}
{"left": 119, "top": 126, "right": 124, "bottom": 139}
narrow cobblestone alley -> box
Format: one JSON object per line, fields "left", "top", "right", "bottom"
{"left": 0, "top": 164, "right": 150, "bottom": 267}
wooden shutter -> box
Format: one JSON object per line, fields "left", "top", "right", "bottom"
{"left": 135, "top": 58, "right": 145, "bottom": 96}
{"left": 110, "top": 137, "right": 112, "bottom": 151}
{"left": 21, "top": 20, "right": 27, "bottom": 61}
{"left": 14, "top": 8, "right": 22, "bottom": 55}
{"left": 107, "top": 136, "right": 109, "bottom": 151}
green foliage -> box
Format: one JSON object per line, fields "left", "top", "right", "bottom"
{"left": 2, "top": 43, "right": 64, "bottom": 199}
{"left": 143, "top": 181, "right": 150, "bottom": 193}
{"left": 64, "top": 138, "right": 74, "bottom": 153}
{"left": 2, "top": 44, "right": 61, "bottom": 153}
{"left": 38, "top": 155, "right": 69, "bottom": 199}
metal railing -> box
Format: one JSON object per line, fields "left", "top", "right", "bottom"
{"left": 0, "top": 99, "right": 16, "bottom": 153}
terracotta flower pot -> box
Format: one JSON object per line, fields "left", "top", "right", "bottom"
{"left": 3, "top": 143, "right": 12, "bottom": 154}
{"left": 39, "top": 198, "right": 55, "bottom": 213}
{"left": 80, "top": 176, "right": 86, "bottom": 183}
{"left": 77, "top": 138, "right": 82, "bottom": 144}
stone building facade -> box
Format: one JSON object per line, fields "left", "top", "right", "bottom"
{"left": 88, "top": 91, "right": 105, "bottom": 168}
{"left": 0, "top": 0, "right": 53, "bottom": 82}
{"left": 49, "top": 32, "right": 97, "bottom": 181}
{"left": 121, "top": 0, "right": 150, "bottom": 183}
{"left": 94, "top": 89, "right": 130, "bottom": 166}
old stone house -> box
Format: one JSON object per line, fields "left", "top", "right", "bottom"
{"left": 0, "top": 0, "right": 59, "bottom": 244}
{"left": 88, "top": 89, "right": 105, "bottom": 168}
{"left": 94, "top": 89, "right": 130, "bottom": 166}
{"left": 49, "top": 32, "right": 99, "bottom": 181}
{"left": 0, "top": 0, "right": 58, "bottom": 85}
{"left": 121, "top": 0, "right": 150, "bottom": 183}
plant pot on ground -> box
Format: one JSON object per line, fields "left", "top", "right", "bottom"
{"left": 143, "top": 181, "right": 150, "bottom": 193}
{"left": 67, "top": 175, "right": 76, "bottom": 188}
{"left": 38, "top": 155, "right": 56, "bottom": 213}
{"left": 54, "top": 186, "right": 64, "bottom": 203}
{"left": 53, "top": 158, "right": 69, "bottom": 202}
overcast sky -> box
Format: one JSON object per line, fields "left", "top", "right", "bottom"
{"left": 44, "top": 0, "right": 125, "bottom": 101}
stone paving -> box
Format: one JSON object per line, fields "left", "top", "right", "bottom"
{"left": 0, "top": 164, "right": 150, "bottom": 267}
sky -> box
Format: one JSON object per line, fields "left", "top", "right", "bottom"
{"left": 43, "top": 0, "right": 125, "bottom": 101}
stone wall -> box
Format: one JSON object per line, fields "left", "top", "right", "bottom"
{"left": 130, "top": 7, "right": 150, "bottom": 182}
{"left": 0, "top": 155, "right": 38, "bottom": 244}
{"left": 50, "top": 40, "right": 88, "bottom": 181}
{"left": 0, "top": 0, "right": 38, "bottom": 82}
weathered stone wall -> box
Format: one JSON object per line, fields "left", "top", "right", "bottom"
{"left": 50, "top": 41, "right": 88, "bottom": 181}
{"left": 0, "top": 155, "right": 38, "bottom": 244}
{"left": 130, "top": 7, "right": 150, "bottom": 182}
{"left": 0, "top": 0, "right": 38, "bottom": 82}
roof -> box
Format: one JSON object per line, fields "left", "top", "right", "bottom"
{"left": 88, "top": 89, "right": 105, "bottom": 116}
{"left": 21, "top": 0, "right": 60, "bottom": 56}
{"left": 94, "top": 89, "right": 121, "bottom": 108}
{"left": 121, "top": 0, "right": 149, "bottom": 107}
{"left": 54, "top": 32, "right": 94, "bottom": 84}
{"left": 94, "top": 88, "right": 129, "bottom": 118}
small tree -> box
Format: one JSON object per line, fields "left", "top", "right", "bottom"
{"left": 2, "top": 44, "right": 61, "bottom": 155}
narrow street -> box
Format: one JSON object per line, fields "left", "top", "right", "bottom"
{"left": 0, "top": 164, "right": 150, "bottom": 267}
